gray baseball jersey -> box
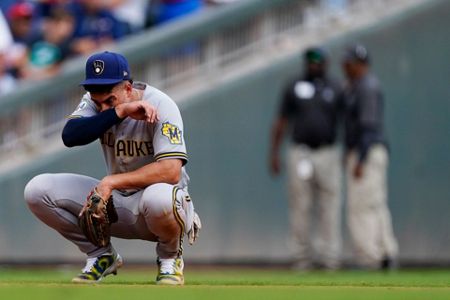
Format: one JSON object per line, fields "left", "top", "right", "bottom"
{"left": 69, "top": 82, "right": 190, "bottom": 193}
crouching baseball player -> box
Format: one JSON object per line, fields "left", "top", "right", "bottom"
{"left": 24, "top": 51, "right": 201, "bottom": 285}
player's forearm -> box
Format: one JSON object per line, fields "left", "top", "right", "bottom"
{"left": 104, "top": 159, "right": 183, "bottom": 190}
{"left": 357, "top": 125, "right": 383, "bottom": 163}
{"left": 271, "top": 118, "right": 287, "bottom": 155}
{"left": 62, "top": 109, "right": 123, "bottom": 147}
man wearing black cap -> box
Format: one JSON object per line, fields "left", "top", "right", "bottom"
{"left": 270, "top": 47, "right": 343, "bottom": 270}
{"left": 24, "top": 51, "right": 201, "bottom": 284}
{"left": 342, "top": 44, "right": 398, "bottom": 269}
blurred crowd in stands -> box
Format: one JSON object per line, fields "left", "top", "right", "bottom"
{"left": 0, "top": 0, "right": 241, "bottom": 96}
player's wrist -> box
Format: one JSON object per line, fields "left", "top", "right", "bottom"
{"left": 97, "top": 176, "right": 116, "bottom": 200}
{"left": 115, "top": 105, "right": 126, "bottom": 119}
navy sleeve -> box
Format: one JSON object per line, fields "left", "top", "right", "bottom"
{"left": 358, "top": 128, "right": 378, "bottom": 162}
{"left": 357, "top": 85, "right": 384, "bottom": 162}
{"left": 62, "top": 108, "right": 122, "bottom": 147}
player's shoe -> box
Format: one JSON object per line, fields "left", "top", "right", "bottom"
{"left": 156, "top": 256, "right": 184, "bottom": 285}
{"left": 72, "top": 251, "right": 123, "bottom": 283}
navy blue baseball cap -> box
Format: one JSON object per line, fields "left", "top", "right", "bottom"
{"left": 343, "top": 44, "right": 370, "bottom": 64}
{"left": 80, "top": 51, "right": 131, "bottom": 86}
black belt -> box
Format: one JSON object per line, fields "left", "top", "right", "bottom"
{"left": 294, "top": 142, "right": 333, "bottom": 149}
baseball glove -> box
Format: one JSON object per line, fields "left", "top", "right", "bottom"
{"left": 78, "top": 188, "right": 118, "bottom": 247}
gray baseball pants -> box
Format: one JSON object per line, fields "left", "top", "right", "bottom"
{"left": 347, "top": 145, "right": 398, "bottom": 268}
{"left": 24, "top": 173, "right": 194, "bottom": 259}
{"left": 287, "top": 144, "right": 342, "bottom": 270}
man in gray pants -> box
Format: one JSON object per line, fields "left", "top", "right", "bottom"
{"left": 24, "top": 51, "right": 201, "bottom": 284}
{"left": 341, "top": 44, "right": 398, "bottom": 269}
{"left": 270, "top": 47, "right": 343, "bottom": 270}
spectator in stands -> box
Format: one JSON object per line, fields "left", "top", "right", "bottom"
{"left": 146, "top": 0, "right": 204, "bottom": 81}
{"left": 68, "top": 0, "right": 127, "bottom": 55}
{"left": 0, "top": 9, "right": 16, "bottom": 95}
{"left": 0, "top": 9, "right": 13, "bottom": 54}
{"left": 7, "top": 2, "right": 40, "bottom": 46}
{"left": 0, "top": 8, "right": 19, "bottom": 142}
{"left": 106, "top": 0, "right": 149, "bottom": 33}
{"left": 4, "top": 2, "right": 39, "bottom": 79}
{"left": 33, "top": 0, "right": 74, "bottom": 19}
{"left": 0, "top": 52, "right": 16, "bottom": 97}
{"left": 148, "top": 0, "right": 203, "bottom": 26}
{"left": 21, "top": 5, "right": 75, "bottom": 80}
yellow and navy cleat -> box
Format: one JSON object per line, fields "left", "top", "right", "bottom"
{"left": 156, "top": 256, "right": 184, "bottom": 285}
{"left": 72, "top": 252, "right": 123, "bottom": 283}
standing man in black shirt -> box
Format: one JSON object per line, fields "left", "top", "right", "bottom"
{"left": 270, "top": 47, "right": 343, "bottom": 270}
{"left": 342, "top": 44, "right": 398, "bottom": 269}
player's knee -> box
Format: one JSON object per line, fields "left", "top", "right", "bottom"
{"left": 141, "top": 183, "right": 174, "bottom": 218}
{"left": 24, "top": 173, "right": 53, "bottom": 209}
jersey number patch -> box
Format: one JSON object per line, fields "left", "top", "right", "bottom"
{"left": 162, "top": 122, "right": 182, "bottom": 145}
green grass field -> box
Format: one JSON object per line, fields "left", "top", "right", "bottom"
{"left": 1, "top": 266, "right": 450, "bottom": 299}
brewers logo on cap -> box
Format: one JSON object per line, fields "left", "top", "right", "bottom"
{"left": 93, "top": 60, "right": 104, "bottom": 75}
{"left": 81, "top": 51, "right": 131, "bottom": 86}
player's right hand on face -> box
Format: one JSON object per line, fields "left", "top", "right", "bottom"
{"left": 116, "top": 101, "right": 159, "bottom": 123}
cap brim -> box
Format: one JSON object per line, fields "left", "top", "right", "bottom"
{"left": 80, "top": 78, "right": 123, "bottom": 86}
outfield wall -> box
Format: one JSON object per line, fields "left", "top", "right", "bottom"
{"left": 0, "top": 0, "right": 449, "bottom": 264}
